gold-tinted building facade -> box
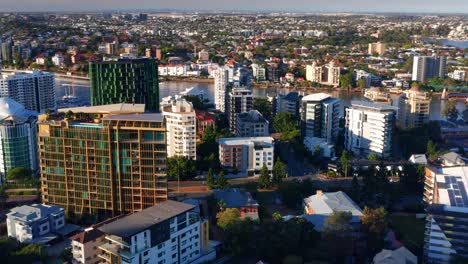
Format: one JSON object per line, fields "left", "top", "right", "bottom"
{"left": 38, "top": 109, "right": 167, "bottom": 221}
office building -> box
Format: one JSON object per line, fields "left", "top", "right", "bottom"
{"left": 300, "top": 93, "right": 340, "bottom": 142}
{"left": 97, "top": 200, "right": 215, "bottom": 264}
{"left": 364, "top": 87, "right": 392, "bottom": 105}
{"left": 0, "top": 70, "right": 56, "bottom": 113}
{"left": 7, "top": 204, "right": 66, "bottom": 243}
{"left": 213, "top": 188, "right": 259, "bottom": 220}
{"left": 276, "top": 92, "right": 302, "bottom": 118}
{"left": 227, "top": 87, "right": 253, "bottom": 132}
{"left": 345, "top": 101, "right": 397, "bottom": 158}
{"left": 303, "top": 190, "right": 363, "bottom": 231}
{"left": 306, "top": 61, "right": 340, "bottom": 87}
{"left": 71, "top": 227, "right": 106, "bottom": 264}
{"left": 236, "top": 110, "right": 269, "bottom": 137}
{"left": 219, "top": 137, "right": 274, "bottom": 176}
{"left": 398, "top": 86, "right": 431, "bottom": 129}
{"left": 412, "top": 55, "right": 447, "bottom": 82}
{"left": 213, "top": 67, "right": 229, "bottom": 113}
{"left": 368, "top": 42, "right": 386, "bottom": 55}
{"left": 89, "top": 57, "right": 159, "bottom": 112}
{"left": 251, "top": 63, "right": 266, "bottom": 82}
{"left": 161, "top": 96, "right": 197, "bottom": 160}
{"left": 0, "top": 98, "right": 39, "bottom": 181}
{"left": 424, "top": 166, "right": 468, "bottom": 263}
{"left": 38, "top": 104, "right": 167, "bottom": 219}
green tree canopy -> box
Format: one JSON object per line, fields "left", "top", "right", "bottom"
{"left": 442, "top": 100, "right": 459, "bottom": 122}
{"left": 217, "top": 171, "right": 228, "bottom": 189}
{"left": 207, "top": 168, "right": 215, "bottom": 189}
{"left": 167, "top": 157, "right": 197, "bottom": 181}
{"left": 259, "top": 164, "right": 271, "bottom": 188}
{"left": 361, "top": 207, "right": 388, "bottom": 236}
{"left": 216, "top": 208, "right": 241, "bottom": 230}
{"left": 272, "top": 159, "right": 287, "bottom": 185}
{"left": 253, "top": 98, "right": 273, "bottom": 121}
{"left": 6, "top": 167, "right": 31, "bottom": 181}
{"left": 339, "top": 72, "right": 354, "bottom": 89}
{"left": 273, "top": 112, "right": 300, "bottom": 141}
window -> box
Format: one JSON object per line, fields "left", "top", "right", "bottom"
{"left": 172, "top": 253, "right": 177, "bottom": 259}
{"left": 158, "top": 252, "right": 165, "bottom": 257}
{"left": 143, "top": 251, "right": 149, "bottom": 256}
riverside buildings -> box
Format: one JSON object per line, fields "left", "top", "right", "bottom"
{"left": 305, "top": 61, "right": 340, "bottom": 87}
{"left": 0, "top": 70, "right": 56, "bottom": 113}
{"left": 89, "top": 57, "right": 159, "bottom": 112}
{"left": 398, "top": 86, "right": 431, "bottom": 129}
{"left": 345, "top": 101, "right": 397, "bottom": 158}
{"left": 0, "top": 98, "right": 39, "bottom": 181}
{"left": 161, "top": 96, "right": 197, "bottom": 160}
{"left": 213, "top": 67, "right": 229, "bottom": 113}
{"left": 412, "top": 55, "right": 447, "bottom": 82}
{"left": 38, "top": 104, "right": 167, "bottom": 220}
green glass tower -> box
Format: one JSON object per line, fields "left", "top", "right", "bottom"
{"left": 89, "top": 58, "right": 159, "bottom": 112}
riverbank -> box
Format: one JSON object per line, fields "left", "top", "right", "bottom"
{"left": 160, "top": 77, "right": 214, "bottom": 83}
{"left": 253, "top": 83, "right": 365, "bottom": 93}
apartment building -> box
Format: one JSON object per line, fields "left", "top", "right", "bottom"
{"left": 0, "top": 98, "right": 39, "bottom": 182}
{"left": 276, "top": 92, "right": 302, "bottom": 118}
{"left": 345, "top": 101, "right": 397, "bottom": 158}
{"left": 305, "top": 61, "right": 340, "bottom": 87}
{"left": 38, "top": 104, "right": 167, "bottom": 220}
{"left": 398, "top": 86, "right": 431, "bottom": 129}
{"left": 71, "top": 227, "right": 106, "bottom": 264}
{"left": 251, "top": 63, "right": 266, "bottom": 82}
{"left": 213, "top": 67, "right": 229, "bottom": 113}
{"left": 89, "top": 57, "right": 159, "bottom": 112}
{"left": 227, "top": 87, "right": 253, "bottom": 133}
{"left": 364, "top": 87, "right": 392, "bottom": 105}
{"left": 300, "top": 93, "right": 340, "bottom": 142}
{"left": 161, "top": 96, "right": 196, "bottom": 160}
{"left": 0, "top": 70, "right": 56, "bottom": 113}
{"left": 7, "top": 204, "right": 66, "bottom": 243}
{"left": 412, "top": 55, "right": 447, "bottom": 82}
{"left": 219, "top": 137, "right": 274, "bottom": 176}
{"left": 236, "top": 110, "right": 269, "bottom": 137}
{"left": 423, "top": 166, "right": 468, "bottom": 263}
{"left": 368, "top": 42, "right": 386, "bottom": 55}
{"left": 97, "top": 200, "right": 215, "bottom": 264}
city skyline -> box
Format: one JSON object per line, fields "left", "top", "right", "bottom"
{"left": 1, "top": 0, "right": 468, "bottom": 13}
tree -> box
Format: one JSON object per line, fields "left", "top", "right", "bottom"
{"left": 167, "top": 157, "right": 197, "bottom": 181}
{"left": 341, "top": 151, "right": 350, "bottom": 177}
{"left": 357, "top": 79, "right": 367, "bottom": 89}
{"left": 253, "top": 98, "right": 273, "bottom": 121}
{"left": 442, "top": 100, "right": 459, "bottom": 122}
{"left": 272, "top": 159, "right": 287, "bottom": 185}
{"left": 259, "top": 164, "right": 271, "bottom": 188}
{"left": 273, "top": 112, "right": 300, "bottom": 142}
{"left": 217, "top": 171, "right": 228, "bottom": 189}
{"left": 6, "top": 167, "right": 31, "bottom": 181}
{"left": 339, "top": 72, "right": 354, "bottom": 89}
{"left": 0, "top": 187, "right": 8, "bottom": 210}
{"left": 322, "top": 211, "right": 354, "bottom": 262}
{"left": 272, "top": 211, "right": 283, "bottom": 221}
{"left": 361, "top": 207, "right": 388, "bottom": 236}
{"left": 207, "top": 168, "right": 215, "bottom": 189}
{"left": 367, "top": 153, "right": 379, "bottom": 161}
{"left": 427, "top": 140, "right": 438, "bottom": 161}
{"left": 216, "top": 208, "right": 240, "bottom": 230}
{"left": 183, "top": 95, "right": 206, "bottom": 110}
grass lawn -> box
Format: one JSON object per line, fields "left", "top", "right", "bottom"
{"left": 389, "top": 214, "right": 425, "bottom": 258}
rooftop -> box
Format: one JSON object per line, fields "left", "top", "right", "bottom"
{"left": 373, "top": 247, "right": 417, "bottom": 264}
{"left": 350, "top": 100, "right": 398, "bottom": 112}
{"left": 213, "top": 188, "right": 259, "bottom": 208}
{"left": 237, "top": 110, "right": 267, "bottom": 123}
{"left": 98, "top": 200, "right": 195, "bottom": 239}
{"left": 58, "top": 103, "right": 145, "bottom": 114}
{"left": 102, "top": 113, "right": 164, "bottom": 122}
{"left": 70, "top": 227, "right": 105, "bottom": 244}
{"left": 282, "top": 92, "right": 301, "bottom": 101}
{"left": 7, "top": 204, "right": 64, "bottom": 222}
{"left": 302, "top": 93, "right": 332, "bottom": 102}
{"left": 304, "top": 191, "right": 363, "bottom": 217}
{"left": 219, "top": 136, "right": 273, "bottom": 146}
{"left": 0, "top": 98, "right": 37, "bottom": 122}
{"left": 434, "top": 166, "right": 468, "bottom": 208}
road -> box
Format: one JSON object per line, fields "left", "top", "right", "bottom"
{"left": 278, "top": 143, "right": 316, "bottom": 177}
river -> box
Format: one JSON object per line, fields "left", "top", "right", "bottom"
{"left": 56, "top": 78, "right": 466, "bottom": 120}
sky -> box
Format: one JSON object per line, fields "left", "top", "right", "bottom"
{"left": 0, "top": 0, "right": 467, "bottom": 13}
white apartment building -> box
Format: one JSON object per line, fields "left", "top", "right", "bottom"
{"left": 305, "top": 62, "right": 340, "bottom": 87}
{"left": 448, "top": 69, "right": 467, "bottom": 82}
{"left": 70, "top": 227, "right": 106, "bottom": 264}
{"left": 424, "top": 166, "right": 468, "bottom": 264}
{"left": 219, "top": 137, "right": 274, "bottom": 176}
{"left": 97, "top": 200, "right": 215, "bottom": 264}
{"left": 161, "top": 96, "right": 197, "bottom": 160}
{"left": 0, "top": 70, "right": 56, "bottom": 113}
{"left": 368, "top": 42, "right": 386, "bottom": 55}
{"left": 398, "top": 86, "right": 431, "bottom": 129}
{"left": 251, "top": 63, "right": 266, "bottom": 82}
{"left": 52, "top": 53, "right": 65, "bottom": 67}
{"left": 300, "top": 93, "right": 340, "bottom": 143}
{"left": 7, "top": 204, "right": 66, "bottom": 243}
{"left": 345, "top": 101, "right": 397, "bottom": 158}
{"left": 213, "top": 67, "right": 229, "bottom": 112}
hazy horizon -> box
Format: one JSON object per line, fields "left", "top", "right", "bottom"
{"left": 0, "top": 0, "right": 467, "bottom": 14}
